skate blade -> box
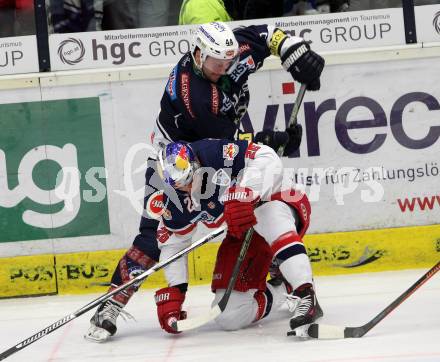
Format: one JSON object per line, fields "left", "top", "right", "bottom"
{"left": 84, "top": 325, "right": 112, "bottom": 343}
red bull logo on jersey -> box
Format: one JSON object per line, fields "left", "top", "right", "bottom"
{"left": 222, "top": 143, "right": 238, "bottom": 161}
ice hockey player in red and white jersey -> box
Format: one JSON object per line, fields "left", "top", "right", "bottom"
{"left": 153, "top": 138, "right": 323, "bottom": 334}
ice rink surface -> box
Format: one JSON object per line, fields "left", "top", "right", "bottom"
{"left": 0, "top": 268, "right": 439, "bottom": 362}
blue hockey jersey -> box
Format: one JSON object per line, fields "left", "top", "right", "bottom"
{"left": 156, "top": 25, "right": 274, "bottom": 144}
{"left": 160, "top": 139, "right": 256, "bottom": 234}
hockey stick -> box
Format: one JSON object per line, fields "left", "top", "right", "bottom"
{"left": 172, "top": 228, "right": 254, "bottom": 332}
{"left": 0, "top": 226, "right": 226, "bottom": 361}
{"left": 288, "top": 260, "right": 440, "bottom": 339}
{"left": 277, "top": 83, "right": 307, "bottom": 157}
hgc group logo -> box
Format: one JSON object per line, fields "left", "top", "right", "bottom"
{"left": 58, "top": 37, "right": 85, "bottom": 65}
{"left": 433, "top": 11, "right": 440, "bottom": 35}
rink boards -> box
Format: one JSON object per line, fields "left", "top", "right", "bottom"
{"left": 1, "top": 224, "right": 438, "bottom": 298}
{"left": 1, "top": 43, "right": 440, "bottom": 298}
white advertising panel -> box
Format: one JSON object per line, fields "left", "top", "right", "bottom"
{"left": 49, "top": 8, "right": 405, "bottom": 71}
{"left": 102, "top": 57, "right": 439, "bottom": 235}
{"left": 267, "top": 8, "right": 405, "bottom": 51}
{"left": 415, "top": 4, "right": 440, "bottom": 43}
{"left": 260, "top": 61, "right": 440, "bottom": 233}
{"left": 1, "top": 54, "right": 439, "bottom": 256}
{"left": 0, "top": 36, "right": 39, "bottom": 75}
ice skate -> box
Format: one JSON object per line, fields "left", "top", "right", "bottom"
{"left": 85, "top": 300, "right": 132, "bottom": 342}
{"left": 288, "top": 283, "right": 323, "bottom": 331}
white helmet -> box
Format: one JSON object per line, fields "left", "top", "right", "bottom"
{"left": 191, "top": 22, "right": 239, "bottom": 67}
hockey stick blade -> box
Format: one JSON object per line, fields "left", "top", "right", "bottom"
{"left": 0, "top": 226, "right": 226, "bottom": 361}
{"left": 172, "top": 228, "right": 254, "bottom": 332}
{"left": 289, "top": 261, "right": 440, "bottom": 339}
{"left": 287, "top": 324, "right": 360, "bottom": 339}
{"left": 173, "top": 305, "right": 222, "bottom": 331}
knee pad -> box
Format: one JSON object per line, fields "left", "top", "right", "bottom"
{"left": 213, "top": 290, "right": 257, "bottom": 331}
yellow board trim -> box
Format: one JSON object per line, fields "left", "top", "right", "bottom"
{"left": 1, "top": 224, "right": 439, "bottom": 298}
{"left": 0, "top": 254, "right": 57, "bottom": 298}
{"left": 303, "top": 224, "right": 440, "bottom": 275}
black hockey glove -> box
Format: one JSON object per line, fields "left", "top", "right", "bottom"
{"left": 284, "top": 124, "right": 303, "bottom": 155}
{"left": 254, "top": 130, "right": 289, "bottom": 153}
{"left": 255, "top": 125, "right": 303, "bottom": 156}
{"left": 280, "top": 39, "right": 324, "bottom": 91}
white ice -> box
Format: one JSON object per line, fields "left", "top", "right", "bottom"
{"left": 0, "top": 268, "right": 439, "bottom": 362}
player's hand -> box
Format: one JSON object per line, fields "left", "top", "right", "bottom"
{"left": 155, "top": 287, "right": 187, "bottom": 334}
{"left": 254, "top": 130, "right": 289, "bottom": 151}
{"left": 280, "top": 39, "right": 324, "bottom": 91}
{"left": 254, "top": 127, "right": 302, "bottom": 156}
{"left": 221, "top": 186, "right": 257, "bottom": 239}
{"left": 284, "top": 124, "right": 303, "bottom": 155}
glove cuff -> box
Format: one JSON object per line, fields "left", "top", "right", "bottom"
{"left": 269, "top": 28, "right": 288, "bottom": 56}
{"left": 279, "top": 36, "right": 305, "bottom": 57}
{"left": 155, "top": 286, "right": 185, "bottom": 306}
{"left": 220, "top": 186, "right": 256, "bottom": 205}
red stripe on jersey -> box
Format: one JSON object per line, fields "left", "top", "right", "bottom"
{"left": 173, "top": 223, "right": 196, "bottom": 236}
{"left": 203, "top": 215, "right": 225, "bottom": 229}
{"left": 180, "top": 72, "right": 195, "bottom": 118}
{"left": 271, "top": 231, "right": 302, "bottom": 256}
{"left": 211, "top": 84, "right": 219, "bottom": 115}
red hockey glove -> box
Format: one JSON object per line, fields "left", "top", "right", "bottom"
{"left": 155, "top": 287, "right": 187, "bottom": 334}
{"left": 222, "top": 186, "right": 257, "bottom": 239}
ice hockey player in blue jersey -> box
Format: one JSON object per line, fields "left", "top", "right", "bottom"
{"left": 153, "top": 21, "right": 323, "bottom": 148}
{"left": 86, "top": 21, "right": 324, "bottom": 342}
{"left": 153, "top": 139, "right": 322, "bottom": 335}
